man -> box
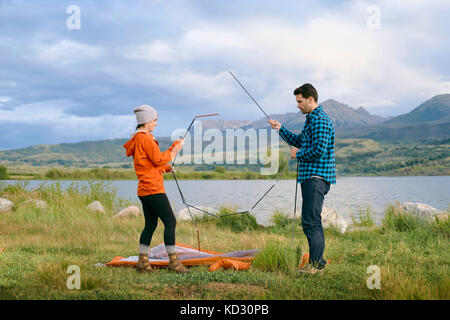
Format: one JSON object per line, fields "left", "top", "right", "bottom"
{"left": 268, "top": 83, "right": 336, "bottom": 275}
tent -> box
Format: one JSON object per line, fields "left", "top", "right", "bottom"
{"left": 105, "top": 243, "right": 258, "bottom": 271}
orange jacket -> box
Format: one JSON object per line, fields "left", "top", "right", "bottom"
{"left": 123, "top": 131, "right": 180, "bottom": 196}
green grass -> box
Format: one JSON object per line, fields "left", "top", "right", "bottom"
{"left": 3, "top": 166, "right": 298, "bottom": 181}
{"left": 0, "top": 182, "right": 449, "bottom": 299}
{"left": 350, "top": 205, "right": 376, "bottom": 227}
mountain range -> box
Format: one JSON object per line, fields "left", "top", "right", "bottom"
{"left": 204, "top": 94, "right": 449, "bottom": 132}
{"left": 1, "top": 94, "right": 449, "bottom": 167}
{"left": 202, "top": 98, "right": 390, "bottom": 131}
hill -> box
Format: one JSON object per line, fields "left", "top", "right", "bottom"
{"left": 338, "top": 94, "right": 450, "bottom": 141}
{"left": 383, "top": 94, "right": 450, "bottom": 125}
{"left": 1, "top": 95, "right": 449, "bottom": 168}
{"left": 0, "top": 138, "right": 173, "bottom": 167}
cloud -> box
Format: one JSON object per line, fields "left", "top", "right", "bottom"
{"left": 125, "top": 40, "right": 177, "bottom": 64}
{"left": 0, "top": 99, "right": 135, "bottom": 147}
{"left": 121, "top": 13, "right": 449, "bottom": 112}
{"left": 35, "top": 40, "right": 104, "bottom": 66}
{"left": 0, "top": 0, "right": 449, "bottom": 148}
{"left": 0, "top": 96, "right": 11, "bottom": 103}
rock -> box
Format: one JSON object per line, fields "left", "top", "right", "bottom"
{"left": 21, "top": 199, "right": 47, "bottom": 210}
{"left": 87, "top": 201, "right": 106, "bottom": 214}
{"left": 271, "top": 206, "right": 348, "bottom": 234}
{"left": 398, "top": 202, "right": 448, "bottom": 221}
{"left": 0, "top": 198, "right": 14, "bottom": 214}
{"left": 346, "top": 225, "right": 377, "bottom": 233}
{"left": 113, "top": 206, "right": 140, "bottom": 218}
{"left": 176, "top": 206, "right": 219, "bottom": 221}
{"left": 321, "top": 206, "right": 348, "bottom": 234}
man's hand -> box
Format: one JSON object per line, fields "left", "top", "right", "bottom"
{"left": 290, "top": 147, "right": 299, "bottom": 159}
{"left": 268, "top": 119, "right": 281, "bottom": 130}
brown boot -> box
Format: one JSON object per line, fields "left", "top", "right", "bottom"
{"left": 168, "top": 253, "right": 190, "bottom": 274}
{"left": 136, "top": 254, "right": 154, "bottom": 273}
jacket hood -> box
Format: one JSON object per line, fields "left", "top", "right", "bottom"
{"left": 123, "top": 131, "right": 150, "bottom": 157}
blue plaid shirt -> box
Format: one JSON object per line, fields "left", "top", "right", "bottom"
{"left": 279, "top": 105, "right": 336, "bottom": 184}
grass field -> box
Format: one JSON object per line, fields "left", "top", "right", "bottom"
{"left": 0, "top": 182, "right": 449, "bottom": 300}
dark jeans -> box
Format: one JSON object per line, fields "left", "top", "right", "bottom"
{"left": 138, "top": 193, "right": 177, "bottom": 247}
{"left": 300, "top": 177, "right": 331, "bottom": 268}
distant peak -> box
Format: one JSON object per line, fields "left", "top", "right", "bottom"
{"left": 321, "top": 98, "right": 344, "bottom": 105}
{"left": 429, "top": 93, "right": 450, "bottom": 102}
{"left": 431, "top": 93, "right": 450, "bottom": 98}
{"left": 356, "top": 106, "right": 370, "bottom": 114}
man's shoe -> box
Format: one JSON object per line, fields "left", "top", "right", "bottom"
{"left": 298, "top": 264, "right": 325, "bottom": 275}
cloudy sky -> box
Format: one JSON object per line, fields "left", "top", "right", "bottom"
{"left": 0, "top": 0, "right": 449, "bottom": 149}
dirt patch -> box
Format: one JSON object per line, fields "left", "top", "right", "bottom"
{"left": 138, "top": 282, "right": 266, "bottom": 299}
{"left": 205, "top": 281, "right": 265, "bottom": 294}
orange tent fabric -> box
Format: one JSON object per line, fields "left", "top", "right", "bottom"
{"left": 208, "top": 258, "right": 251, "bottom": 272}
{"left": 105, "top": 243, "right": 258, "bottom": 271}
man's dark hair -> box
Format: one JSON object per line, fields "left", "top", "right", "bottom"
{"left": 293, "top": 83, "right": 318, "bottom": 102}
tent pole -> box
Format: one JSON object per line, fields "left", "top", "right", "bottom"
{"left": 291, "top": 160, "right": 300, "bottom": 248}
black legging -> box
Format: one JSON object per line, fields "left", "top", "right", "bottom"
{"left": 138, "top": 193, "right": 177, "bottom": 246}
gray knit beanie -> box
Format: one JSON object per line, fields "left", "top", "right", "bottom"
{"left": 134, "top": 105, "right": 158, "bottom": 125}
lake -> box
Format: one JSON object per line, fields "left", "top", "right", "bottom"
{"left": 3, "top": 176, "right": 449, "bottom": 226}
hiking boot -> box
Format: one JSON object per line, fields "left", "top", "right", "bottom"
{"left": 168, "top": 252, "right": 190, "bottom": 274}
{"left": 136, "top": 254, "right": 154, "bottom": 273}
{"left": 298, "top": 264, "right": 324, "bottom": 275}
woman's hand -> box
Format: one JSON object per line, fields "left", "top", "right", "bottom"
{"left": 166, "top": 164, "right": 176, "bottom": 173}
{"left": 173, "top": 138, "right": 185, "bottom": 152}
{"left": 171, "top": 138, "right": 184, "bottom": 161}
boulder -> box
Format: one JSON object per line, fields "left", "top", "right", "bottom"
{"left": 398, "top": 202, "right": 448, "bottom": 221}
{"left": 321, "top": 206, "right": 348, "bottom": 234}
{"left": 0, "top": 198, "right": 14, "bottom": 214}
{"left": 113, "top": 206, "right": 140, "bottom": 218}
{"left": 87, "top": 201, "right": 106, "bottom": 214}
{"left": 176, "top": 206, "right": 219, "bottom": 221}
{"left": 271, "top": 206, "right": 348, "bottom": 233}
{"left": 21, "top": 199, "right": 48, "bottom": 210}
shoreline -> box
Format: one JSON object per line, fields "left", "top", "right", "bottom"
{"left": 3, "top": 173, "right": 450, "bottom": 181}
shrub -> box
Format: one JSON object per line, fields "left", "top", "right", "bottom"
{"left": 0, "top": 165, "right": 9, "bottom": 179}
{"left": 45, "top": 168, "right": 65, "bottom": 179}
{"left": 253, "top": 242, "right": 302, "bottom": 273}
{"left": 431, "top": 216, "right": 450, "bottom": 238}
{"left": 382, "top": 203, "right": 422, "bottom": 232}
{"left": 271, "top": 210, "right": 292, "bottom": 228}
{"left": 214, "top": 166, "right": 226, "bottom": 174}
{"left": 350, "top": 205, "right": 375, "bottom": 227}
{"left": 201, "top": 172, "right": 214, "bottom": 179}
{"left": 216, "top": 207, "right": 260, "bottom": 233}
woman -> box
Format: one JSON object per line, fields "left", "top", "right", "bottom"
{"left": 123, "top": 104, "right": 189, "bottom": 274}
